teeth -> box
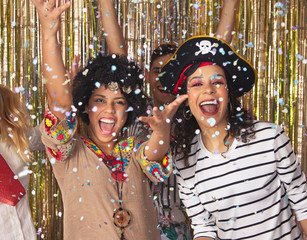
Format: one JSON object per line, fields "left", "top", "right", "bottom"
{"left": 200, "top": 100, "right": 217, "bottom": 106}
{"left": 99, "top": 119, "right": 115, "bottom": 124}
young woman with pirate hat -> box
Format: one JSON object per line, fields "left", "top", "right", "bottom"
{"left": 159, "top": 35, "right": 307, "bottom": 240}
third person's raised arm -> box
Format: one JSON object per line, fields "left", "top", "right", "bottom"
{"left": 215, "top": 0, "right": 239, "bottom": 43}
{"left": 97, "top": 0, "right": 127, "bottom": 56}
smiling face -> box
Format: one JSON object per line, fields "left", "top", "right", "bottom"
{"left": 146, "top": 54, "right": 175, "bottom": 107}
{"left": 187, "top": 65, "right": 229, "bottom": 131}
{"left": 86, "top": 86, "right": 128, "bottom": 151}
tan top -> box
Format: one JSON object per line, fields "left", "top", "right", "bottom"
{"left": 40, "top": 110, "right": 173, "bottom": 240}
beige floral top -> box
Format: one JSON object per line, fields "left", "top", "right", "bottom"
{"left": 40, "top": 110, "right": 172, "bottom": 240}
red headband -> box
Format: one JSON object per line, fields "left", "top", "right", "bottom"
{"left": 174, "top": 62, "right": 214, "bottom": 95}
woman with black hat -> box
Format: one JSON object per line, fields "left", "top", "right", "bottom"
{"left": 159, "top": 35, "right": 307, "bottom": 239}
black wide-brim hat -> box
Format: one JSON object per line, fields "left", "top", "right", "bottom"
{"left": 159, "top": 35, "right": 257, "bottom": 97}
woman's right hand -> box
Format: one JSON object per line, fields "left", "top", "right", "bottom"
{"left": 30, "top": 0, "right": 71, "bottom": 39}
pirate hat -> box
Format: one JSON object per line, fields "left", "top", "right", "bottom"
{"left": 159, "top": 36, "right": 257, "bottom": 97}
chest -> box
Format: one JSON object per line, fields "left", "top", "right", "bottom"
{"left": 52, "top": 137, "right": 149, "bottom": 200}
{"left": 190, "top": 146, "right": 280, "bottom": 211}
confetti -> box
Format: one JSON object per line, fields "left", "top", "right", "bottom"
{"left": 82, "top": 69, "right": 89, "bottom": 75}
{"left": 207, "top": 117, "right": 216, "bottom": 127}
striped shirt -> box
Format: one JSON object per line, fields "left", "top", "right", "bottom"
{"left": 175, "top": 121, "right": 307, "bottom": 239}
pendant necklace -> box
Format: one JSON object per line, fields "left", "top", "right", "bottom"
{"left": 113, "top": 144, "right": 131, "bottom": 240}
{"left": 86, "top": 135, "right": 131, "bottom": 239}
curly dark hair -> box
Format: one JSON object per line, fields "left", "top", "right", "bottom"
{"left": 150, "top": 43, "right": 177, "bottom": 69}
{"left": 171, "top": 72, "right": 255, "bottom": 166}
{"left": 72, "top": 54, "right": 149, "bottom": 128}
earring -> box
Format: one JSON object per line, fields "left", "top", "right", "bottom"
{"left": 183, "top": 106, "right": 192, "bottom": 120}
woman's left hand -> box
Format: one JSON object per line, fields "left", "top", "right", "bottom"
{"left": 139, "top": 94, "right": 188, "bottom": 137}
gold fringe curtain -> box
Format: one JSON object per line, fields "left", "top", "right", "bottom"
{"left": 0, "top": 0, "right": 306, "bottom": 239}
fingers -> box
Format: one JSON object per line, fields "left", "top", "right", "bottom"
{"left": 172, "top": 94, "right": 189, "bottom": 106}
{"left": 139, "top": 107, "right": 159, "bottom": 125}
{"left": 139, "top": 95, "right": 189, "bottom": 125}
{"left": 46, "top": 0, "right": 56, "bottom": 9}
{"left": 45, "top": 0, "right": 56, "bottom": 12}
{"left": 138, "top": 116, "right": 151, "bottom": 125}
{"left": 160, "top": 95, "right": 188, "bottom": 120}
{"left": 30, "top": 0, "right": 70, "bottom": 16}
{"left": 30, "top": 0, "right": 43, "bottom": 8}
{"left": 55, "top": 1, "right": 71, "bottom": 15}
{"left": 45, "top": 0, "right": 71, "bottom": 13}
{"left": 46, "top": 0, "right": 70, "bottom": 11}
{"left": 152, "top": 106, "right": 162, "bottom": 119}
{"left": 166, "top": 94, "right": 188, "bottom": 114}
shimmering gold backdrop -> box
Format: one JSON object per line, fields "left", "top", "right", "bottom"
{"left": 0, "top": 0, "right": 306, "bottom": 239}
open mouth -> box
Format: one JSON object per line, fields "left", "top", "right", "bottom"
{"left": 99, "top": 118, "right": 115, "bottom": 135}
{"left": 157, "top": 86, "right": 171, "bottom": 95}
{"left": 200, "top": 99, "right": 219, "bottom": 115}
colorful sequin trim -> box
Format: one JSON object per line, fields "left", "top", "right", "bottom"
{"left": 52, "top": 125, "right": 70, "bottom": 143}
{"left": 136, "top": 147, "right": 172, "bottom": 181}
{"left": 114, "top": 137, "right": 133, "bottom": 153}
{"left": 135, "top": 140, "right": 145, "bottom": 150}
{"left": 149, "top": 165, "right": 167, "bottom": 182}
{"left": 82, "top": 137, "right": 105, "bottom": 158}
{"left": 137, "top": 147, "right": 148, "bottom": 166}
{"left": 47, "top": 147, "right": 63, "bottom": 161}
{"left": 67, "top": 114, "right": 76, "bottom": 129}
{"left": 82, "top": 137, "right": 131, "bottom": 181}
{"left": 44, "top": 110, "right": 57, "bottom": 134}
{"left": 161, "top": 151, "right": 172, "bottom": 173}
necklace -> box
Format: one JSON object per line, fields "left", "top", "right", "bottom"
{"left": 85, "top": 135, "right": 131, "bottom": 239}
{"left": 113, "top": 144, "right": 131, "bottom": 239}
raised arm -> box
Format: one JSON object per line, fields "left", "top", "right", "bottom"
{"left": 215, "top": 0, "right": 239, "bottom": 43}
{"left": 97, "top": 0, "right": 127, "bottom": 56}
{"left": 139, "top": 95, "right": 188, "bottom": 161}
{"left": 31, "top": 0, "right": 72, "bottom": 120}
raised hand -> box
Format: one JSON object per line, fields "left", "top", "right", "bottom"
{"left": 139, "top": 94, "right": 188, "bottom": 136}
{"left": 96, "top": 0, "right": 127, "bottom": 55}
{"left": 215, "top": 0, "right": 239, "bottom": 43}
{"left": 31, "top": 0, "right": 71, "bottom": 39}
{"left": 30, "top": 0, "right": 72, "bottom": 120}
{"left": 138, "top": 94, "right": 188, "bottom": 162}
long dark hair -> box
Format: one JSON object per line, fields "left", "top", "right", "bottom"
{"left": 171, "top": 73, "right": 255, "bottom": 166}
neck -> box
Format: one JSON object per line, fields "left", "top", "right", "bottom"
{"left": 200, "top": 123, "right": 234, "bottom": 154}
{"left": 87, "top": 129, "right": 116, "bottom": 155}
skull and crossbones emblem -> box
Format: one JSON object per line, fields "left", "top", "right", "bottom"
{"left": 195, "top": 40, "right": 216, "bottom": 56}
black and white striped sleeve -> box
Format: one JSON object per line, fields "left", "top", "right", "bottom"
{"left": 274, "top": 124, "right": 307, "bottom": 221}
{"left": 176, "top": 170, "right": 217, "bottom": 239}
